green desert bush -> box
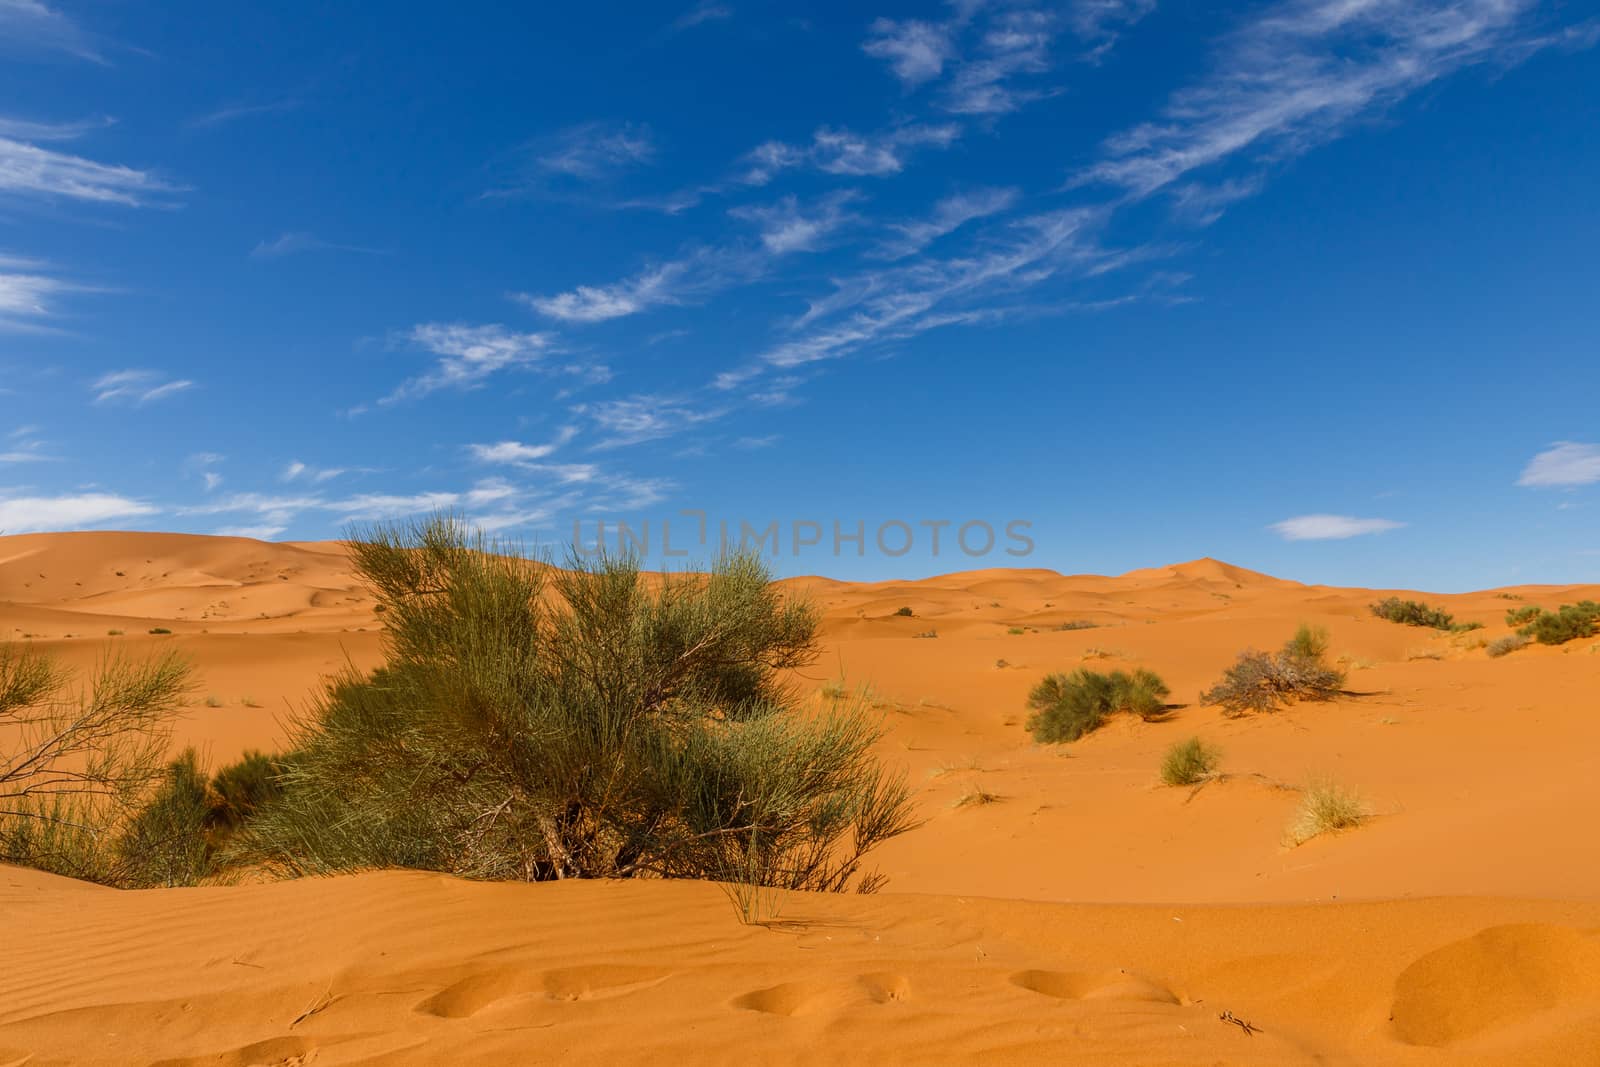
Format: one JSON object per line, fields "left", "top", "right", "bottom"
{"left": 1369, "top": 598, "right": 1455, "bottom": 630}
{"left": 893, "top": 606, "right": 914, "bottom": 617}
{"left": 1160, "top": 737, "right": 1220, "bottom": 787}
{"left": 1202, "top": 625, "right": 1345, "bottom": 716}
{"left": 0, "top": 643, "right": 194, "bottom": 885}
{"left": 1024, "top": 667, "right": 1170, "bottom": 743}
{"left": 207, "top": 749, "right": 293, "bottom": 832}
{"left": 148, "top": 627, "right": 173, "bottom": 635}
{"left": 1515, "top": 601, "right": 1600, "bottom": 646}
{"left": 115, "top": 749, "right": 215, "bottom": 887}
{"left": 1284, "top": 779, "right": 1369, "bottom": 847}
{"left": 1054, "top": 619, "right": 1098, "bottom": 631}
{"left": 1504, "top": 604, "right": 1543, "bottom": 627}
{"left": 1486, "top": 633, "right": 1531, "bottom": 658}
{"left": 235, "top": 517, "right": 915, "bottom": 894}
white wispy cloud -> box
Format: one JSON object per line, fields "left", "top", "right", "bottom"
{"left": 741, "top": 123, "right": 960, "bottom": 184}
{"left": 1067, "top": 0, "right": 1157, "bottom": 59}
{"left": 729, "top": 191, "right": 860, "bottom": 254}
{"left": 468, "top": 427, "right": 579, "bottom": 464}
{"left": 756, "top": 207, "right": 1114, "bottom": 370}
{"left": 0, "top": 431, "right": 52, "bottom": 463}
{"left": 1518, "top": 442, "right": 1600, "bottom": 488}
{"left": 672, "top": 1, "right": 733, "bottom": 32}
{"left": 873, "top": 186, "right": 1019, "bottom": 260}
{"left": 187, "top": 98, "right": 303, "bottom": 130}
{"left": 0, "top": 492, "right": 156, "bottom": 533}
{"left": 281, "top": 460, "right": 351, "bottom": 484}
{"left": 0, "top": 114, "right": 112, "bottom": 141}
{"left": 578, "top": 395, "right": 724, "bottom": 448}
{"left": 91, "top": 369, "right": 195, "bottom": 405}
{"left": 1270, "top": 514, "right": 1404, "bottom": 541}
{"left": 0, "top": 0, "right": 102, "bottom": 62}
{"left": 518, "top": 261, "right": 691, "bottom": 323}
{"left": 943, "top": 7, "right": 1061, "bottom": 114}
{"left": 1075, "top": 0, "right": 1556, "bottom": 205}
{"left": 250, "top": 232, "right": 383, "bottom": 259}
{"left": 863, "top": 17, "right": 957, "bottom": 87}
{"left": 0, "top": 255, "right": 73, "bottom": 330}
{"left": 533, "top": 121, "right": 656, "bottom": 181}
{"left": 214, "top": 524, "right": 287, "bottom": 541}
{"left": 0, "top": 130, "right": 173, "bottom": 205}
{"left": 388, "top": 323, "right": 556, "bottom": 400}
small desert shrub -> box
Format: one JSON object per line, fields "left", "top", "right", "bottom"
{"left": 0, "top": 643, "right": 194, "bottom": 886}
{"left": 204, "top": 695, "right": 224, "bottom": 708}
{"left": 207, "top": 750, "right": 293, "bottom": 831}
{"left": 107, "top": 630, "right": 124, "bottom": 637}
{"left": 1450, "top": 621, "right": 1484, "bottom": 633}
{"left": 1202, "top": 625, "right": 1345, "bottom": 716}
{"left": 1486, "top": 633, "right": 1530, "bottom": 658}
{"left": 1504, "top": 605, "right": 1542, "bottom": 627}
{"left": 148, "top": 628, "right": 172, "bottom": 635}
{"left": 236, "top": 517, "right": 915, "bottom": 894}
{"left": 1025, "top": 667, "right": 1170, "bottom": 743}
{"left": 893, "top": 606, "right": 914, "bottom": 617}
{"left": 1370, "top": 598, "right": 1455, "bottom": 630}
{"left": 1054, "top": 620, "right": 1098, "bottom": 631}
{"left": 953, "top": 782, "right": 1001, "bottom": 808}
{"left": 1007, "top": 626, "right": 1025, "bottom": 635}
{"left": 912, "top": 628, "right": 938, "bottom": 639}
{"left": 1516, "top": 601, "right": 1600, "bottom": 646}
{"left": 116, "top": 749, "right": 216, "bottom": 888}
{"left": 1160, "top": 737, "right": 1220, "bottom": 787}
{"left": 1284, "top": 780, "right": 1369, "bottom": 847}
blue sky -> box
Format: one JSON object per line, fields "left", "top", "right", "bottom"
{"left": 2, "top": 0, "right": 1598, "bottom": 589}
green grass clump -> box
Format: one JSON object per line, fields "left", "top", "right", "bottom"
{"left": 893, "top": 606, "right": 914, "bottom": 617}
{"left": 1054, "top": 619, "right": 1098, "bottom": 631}
{"left": 1486, "top": 633, "right": 1530, "bottom": 658}
{"left": 1202, "top": 625, "right": 1345, "bottom": 716}
{"left": 1284, "top": 779, "right": 1369, "bottom": 847}
{"left": 148, "top": 627, "right": 173, "bottom": 635}
{"left": 1515, "top": 601, "right": 1600, "bottom": 646}
{"left": 1160, "top": 737, "right": 1220, "bottom": 787}
{"left": 1025, "top": 667, "right": 1170, "bottom": 743}
{"left": 1370, "top": 598, "right": 1456, "bottom": 630}
{"left": 107, "top": 629, "right": 124, "bottom": 637}
{"left": 1504, "top": 604, "right": 1542, "bottom": 627}
{"left": 235, "top": 516, "right": 915, "bottom": 899}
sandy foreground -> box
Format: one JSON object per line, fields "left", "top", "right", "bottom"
{"left": 4, "top": 531, "right": 1600, "bottom": 1065}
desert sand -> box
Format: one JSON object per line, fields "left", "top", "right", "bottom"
{"left": 5, "top": 531, "right": 1600, "bottom": 1065}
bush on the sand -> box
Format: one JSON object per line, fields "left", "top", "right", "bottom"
{"left": 1370, "top": 597, "right": 1455, "bottom": 630}
{"left": 1160, "top": 736, "right": 1220, "bottom": 787}
{"left": 1486, "top": 633, "right": 1530, "bottom": 658}
{"left": 206, "top": 749, "right": 292, "bottom": 832}
{"left": 116, "top": 749, "right": 216, "bottom": 887}
{"left": 1515, "top": 601, "right": 1600, "bottom": 646}
{"left": 1504, "top": 604, "right": 1542, "bottom": 627}
{"left": 1025, "top": 667, "right": 1170, "bottom": 743}
{"left": 1201, "top": 625, "right": 1345, "bottom": 716}
{"left": 1284, "top": 779, "right": 1369, "bottom": 847}
{"left": 236, "top": 517, "right": 916, "bottom": 892}
{"left": 0, "top": 642, "right": 194, "bottom": 885}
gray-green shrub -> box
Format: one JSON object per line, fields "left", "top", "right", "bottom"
{"left": 1202, "top": 625, "right": 1345, "bottom": 715}
{"left": 236, "top": 517, "right": 915, "bottom": 893}
{"left": 1025, "top": 667, "right": 1170, "bottom": 743}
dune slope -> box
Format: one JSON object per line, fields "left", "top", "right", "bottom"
{"left": 4, "top": 532, "right": 1600, "bottom": 1064}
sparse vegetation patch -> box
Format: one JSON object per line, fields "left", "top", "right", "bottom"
{"left": 1025, "top": 667, "right": 1170, "bottom": 743}
{"left": 1160, "top": 737, "right": 1220, "bottom": 787}
{"left": 1370, "top": 598, "right": 1456, "bottom": 630}
{"left": 1284, "top": 779, "right": 1369, "bottom": 847}
{"left": 1201, "top": 625, "right": 1345, "bottom": 716}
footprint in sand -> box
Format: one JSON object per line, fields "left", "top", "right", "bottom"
{"left": 1010, "top": 968, "right": 1183, "bottom": 1005}
{"left": 733, "top": 973, "right": 913, "bottom": 1016}
{"left": 415, "top": 964, "right": 672, "bottom": 1018}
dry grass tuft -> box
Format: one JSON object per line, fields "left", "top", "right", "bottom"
{"left": 1284, "top": 779, "right": 1369, "bottom": 847}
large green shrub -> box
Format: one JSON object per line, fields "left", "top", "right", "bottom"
{"left": 1024, "top": 667, "right": 1170, "bottom": 743}
{"left": 236, "top": 517, "right": 915, "bottom": 893}
{"left": 1370, "top": 597, "right": 1455, "bottom": 630}
{"left": 1516, "top": 601, "right": 1600, "bottom": 646}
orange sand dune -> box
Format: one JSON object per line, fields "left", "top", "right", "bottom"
{"left": 5, "top": 531, "right": 1600, "bottom": 1064}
